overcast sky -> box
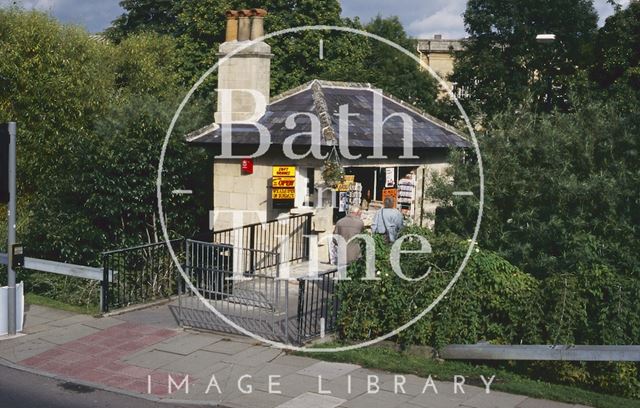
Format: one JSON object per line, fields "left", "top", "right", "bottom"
{"left": 1, "top": 0, "right": 631, "bottom": 38}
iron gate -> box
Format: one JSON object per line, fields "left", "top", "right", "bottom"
{"left": 297, "top": 269, "right": 340, "bottom": 342}
{"left": 174, "top": 239, "right": 297, "bottom": 343}
{"left": 100, "top": 212, "right": 337, "bottom": 344}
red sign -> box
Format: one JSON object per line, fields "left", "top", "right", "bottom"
{"left": 382, "top": 188, "right": 397, "bottom": 208}
{"left": 272, "top": 177, "right": 295, "bottom": 188}
{"left": 241, "top": 158, "right": 253, "bottom": 174}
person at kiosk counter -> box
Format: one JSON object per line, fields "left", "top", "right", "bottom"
{"left": 372, "top": 197, "right": 404, "bottom": 243}
{"left": 330, "top": 205, "right": 365, "bottom": 265}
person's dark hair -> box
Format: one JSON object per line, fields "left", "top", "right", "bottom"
{"left": 384, "top": 197, "right": 394, "bottom": 208}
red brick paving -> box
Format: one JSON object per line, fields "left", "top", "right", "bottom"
{"left": 19, "top": 322, "right": 187, "bottom": 396}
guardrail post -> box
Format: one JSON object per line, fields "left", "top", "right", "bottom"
{"left": 101, "top": 255, "right": 109, "bottom": 313}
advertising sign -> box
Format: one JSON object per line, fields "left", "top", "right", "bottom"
{"left": 272, "top": 177, "right": 296, "bottom": 188}
{"left": 272, "top": 188, "right": 296, "bottom": 200}
{"left": 336, "top": 175, "right": 355, "bottom": 192}
{"left": 385, "top": 167, "right": 395, "bottom": 188}
{"left": 272, "top": 165, "right": 296, "bottom": 207}
{"left": 272, "top": 166, "right": 296, "bottom": 177}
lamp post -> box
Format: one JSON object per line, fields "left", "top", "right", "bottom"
{"left": 536, "top": 33, "right": 556, "bottom": 43}
{"left": 536, "top": 33, "right": 556, "bottom": 110}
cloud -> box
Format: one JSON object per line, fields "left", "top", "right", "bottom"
{"left": 0, "top": 0, "right": 631, "bottom": 37}
{"left": 341, "top": 0, "right": 627, "bottom": 39}
{"left": 0, "top": 0, "right": 123, "bottom": 33}
{"left": 594, "top": 0, "right": 630, "bottom": 25}
{"left": 407, "top": 1, "right": 467, "bottom": 39}
{"left": 341, "top": 0, "right": 465, "bottom": 37}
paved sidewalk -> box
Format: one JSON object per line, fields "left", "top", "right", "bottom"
{"left": 0, "top": 304, "right": 590, "bottom": 408}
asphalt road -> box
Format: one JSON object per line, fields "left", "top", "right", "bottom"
{"left": 0, "top": 365, "right": 221, "bottom": 408}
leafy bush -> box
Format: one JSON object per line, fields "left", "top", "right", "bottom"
{"left": 336, "top": 227, "right": 640, "bottom": 398}
{"left": 428, "top": 95, "right": 640, "bottom": 280}
{"left": 337, "top": 227, "right": 543, "bottom": 348}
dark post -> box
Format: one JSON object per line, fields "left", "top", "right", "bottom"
{"left": 0, "top": 124, "right": 9, "bottom": 203}
{"left": 420, "top": 167, "right": 426, "bottom": 226}
{"left": 297, "top": 279, "right": 306, "bottom": 344}
{"left": 303, "top": 213, "right": 312, "bottom": 261}
{"left": 101, "top": 255, "right": 109, "bottom": 313}
{"left": 3, "top": 123, "right": 17, "bottom": 335}
{"left": 249, "top": 224, "right": 256, "bottom": 274}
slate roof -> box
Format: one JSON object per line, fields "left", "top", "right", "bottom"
{"left": 186, "top": 80, "right": 470, "bottom": 149}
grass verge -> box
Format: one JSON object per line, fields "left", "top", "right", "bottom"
{"left": 299, "top": 343, "right": 639, "bottom": 408}
{"left": 25, "top": 293, "right": 99, "bottom": 315}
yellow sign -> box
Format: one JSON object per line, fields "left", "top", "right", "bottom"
{"left": 272, "top": 166, "right": 296, "bottom": 177}
{"left": 272, "top": 188, "right": 296, "bottom": 200}
{"left": 272, "top": 166, "right": 296, "bottom": 203}
{"left": 335, "top": 175, "right": 356, "bottom": 192}
{"left": 272, "top": 177, "right": 295, "bottom": 188}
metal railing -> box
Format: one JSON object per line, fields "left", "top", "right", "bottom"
{"left": 98, "top": 212, "right": 312, "bottom": 315}
{"left": 297, "top": 268, "right": 339, "bottom": 343}
{"left": 175, "top": 239, "right": 296, "bottom": 342}
{"left": 211, "top": 212, "right": 313, "bottom": 268}
{"left": 101, "top": 239, "right": 184, "bottom": 313}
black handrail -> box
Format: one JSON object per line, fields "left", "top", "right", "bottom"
{"left": 214, "top": 211, "right": 313, "bottom": 231}
{"left": 211, "top": 212, "right": 313, "bottom": 266}
{"left": 102, "top": 238, "right": 184, "bottom": 255}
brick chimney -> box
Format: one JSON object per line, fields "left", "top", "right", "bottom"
{"left": 215, "top": 9, "right": 272, "bottom": 123}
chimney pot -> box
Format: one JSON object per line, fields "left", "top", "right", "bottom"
{"left": 252, "top": 8, "right": 268, "bottom": 17}
{"left": 250, "top": 8, "right": 268, "bottom": 40}
{"left": 224, "top": 10, "right": 239, "bottom": 42}
{"left": 237, "top": 9, "right": 252, "bottom": 41}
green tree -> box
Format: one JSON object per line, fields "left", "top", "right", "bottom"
{"left": 429, "top": 94, "right": 640, "bottom": 279}
{"left": 0, "top": 8, "right": 114, "bottom": 262}
{"left": 357, "top": 16, "right": 438, "bottom": 113}
{"left": 451, "top": 0, "right": 598, "bottom": 118}
{"left": 0, "top": 9, "right": 208, "bottom": 269}
{"left": 107, "top": 1, "right": 439, "bottom": 113}
{"left": 70, "top": 32, "right": 210, "bottom": 253}
{"left": 108, "top": 0, "right": 178, "bottom": 40}
{"left": 108, "top": 0, "right": 364, "bottom": 94}
{"left": 0, "top": 9, "right": 211, "bottom": 305}
{"left": 591, "top": 1, "right": 640, "bottom": 94}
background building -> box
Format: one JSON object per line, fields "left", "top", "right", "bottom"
{"left": 417, "top": 35, "right": 465, "bottom": 97}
